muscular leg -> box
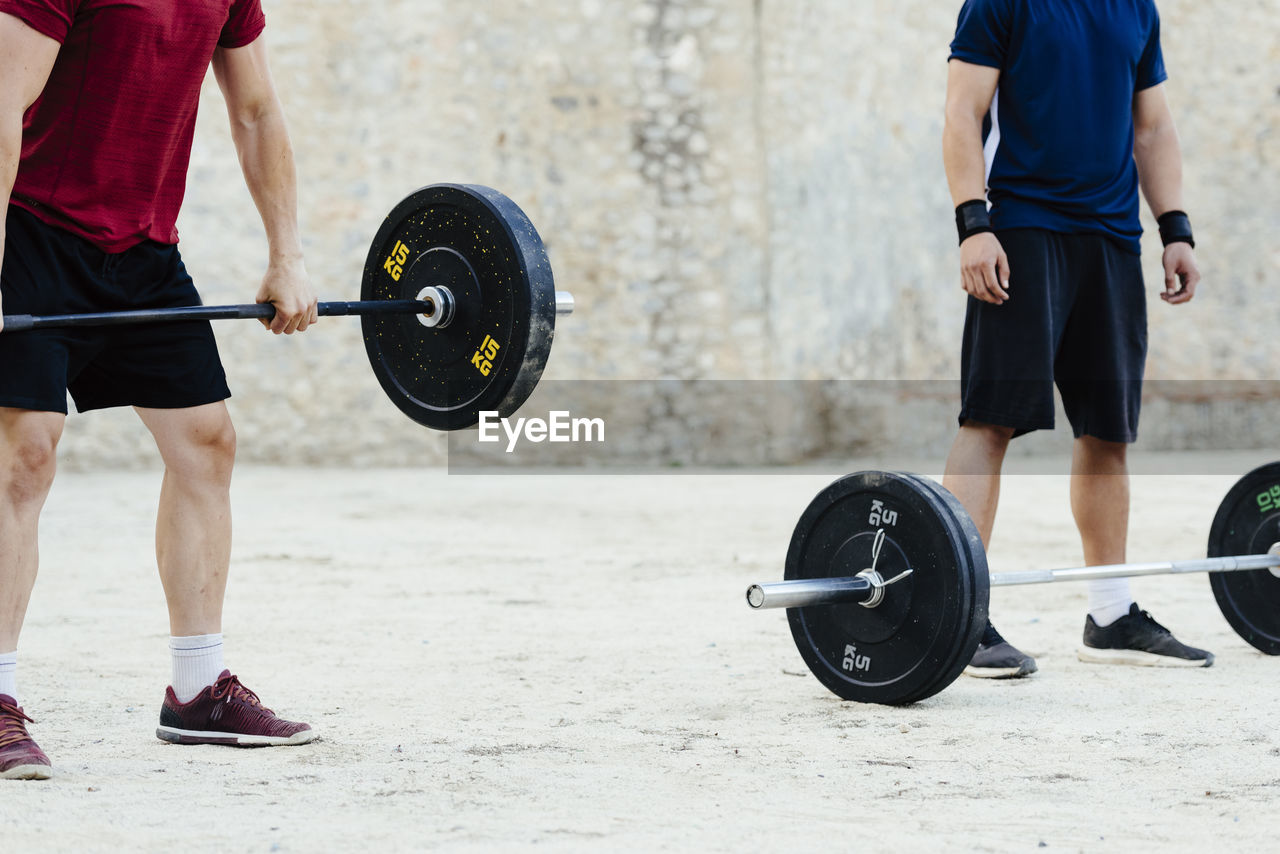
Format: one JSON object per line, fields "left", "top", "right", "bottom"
{"left": 942, "top": 421, "right": 1015, "bottom": 548}
{"left": 134, "top": 403, "right": 236, "bottom": 637}
{"left": 944, "top": 420, "right": 1036, "bottom": 677}
{"left": 136, "top": 402, "right": 314, "bottom": 744}
{"left": 0, "top": 409, "right": 65, "bottom": 654}
{"left": 1069, "top": 435, "right": 1129, "bottom": 563}
{"left": 1072, "top": 435, "right": 1213, "bottom": 665}
{"left": 0, "top": 410, "right": 61, "bottom": 777}
{"left": 1071, "top": 435, "right": 1133, "bottom": 625}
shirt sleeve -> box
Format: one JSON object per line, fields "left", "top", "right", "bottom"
{"left": 1135, "top": 8, "right": 1167, "bottom": 90}
{"left": 219, "top": 0, "right": 265, "bottom": 49}
{"left": 0, "top": 0, "right": 79, "bottom": 43}
{"left": 948, "top": 0, "right": 1013, "bottom": 69}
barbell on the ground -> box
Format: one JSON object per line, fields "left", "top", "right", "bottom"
{"left": 1, "top": 183, "right": 574, "bottom": 432}
{"left": 746, "top": 464, "right": 1280, "bottom": 705}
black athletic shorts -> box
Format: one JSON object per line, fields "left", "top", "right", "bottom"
{"left": 0, "top": 206, "right": 230, "bottom": 414}
{"left": 958, "top": 228, "right": 1147, "bottom": 443}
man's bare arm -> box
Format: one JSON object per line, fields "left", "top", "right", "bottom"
{"left": 1133, "top": 83, "right": 1199, "bottom": 305}
{"left": 0, "top": 13, "right": 61, "bottom": 330}
{"left": 943, "top": 59, "right": 1009, "bottom": 305}
{"left": 1133, "top": 83, "right": 1183, "bottom": 216}
{"left": 212, "top": 37, "right": 316, "bottom": 334}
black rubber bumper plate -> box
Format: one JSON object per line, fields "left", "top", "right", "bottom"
{"left": 784, "top": 471, "right": 989, "bottom": 704}
{"left": 1208, "top": 462, "right": 1280, "bottom": 655}
{"left": 361, "top": 184, "right": 557, "bottom": 430}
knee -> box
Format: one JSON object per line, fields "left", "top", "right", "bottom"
{"left": 171, "top": 415, "right": 237, "bottom": 487}
{"left": 2, "top": 423, "right": 61, "bottom": 506}
{"left": 1077, "top": 435, "right": 1128, "bottom": 468}
{"left": 199, "top": 416, "right": 237, "bottom": 483}
{"left": 963, "top": 421, "right": 1015, "bottom": 454}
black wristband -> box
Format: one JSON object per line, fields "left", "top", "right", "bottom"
{"left": 1157, "top": 210, "right": 1195, "bottom": 248}
{"left": 955, "top": 200, "right": 992, "bottom": 245}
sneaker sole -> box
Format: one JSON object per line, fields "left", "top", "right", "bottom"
{"left": 155, "top": 726, "right": 317, "bottom": 747}
{"left": 1076, "top": 647, "right": 1214, "bottom": 668}
{"left": 1, "top": 763, "right": 53, "bottom": 780}
{"left": 963, "top": 662, "right": 1037, "bottom": 679}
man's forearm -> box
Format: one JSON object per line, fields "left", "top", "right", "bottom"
{"left": 1134, "top": 122, "right": 1184, "bottom": 218}
{"left": 943, "top": 111, "right": 989, "bottom": 207}
{"left": 229, "top": 102, "right": 302, "bottom": 262}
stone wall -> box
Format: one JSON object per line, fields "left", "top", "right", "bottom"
{"left": 53, "top": 0, "right": 1280, "bottom": 469}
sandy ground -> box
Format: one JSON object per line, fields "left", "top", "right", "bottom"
{"left": 3, "top": 453, "right": 1279, "bottom": 852}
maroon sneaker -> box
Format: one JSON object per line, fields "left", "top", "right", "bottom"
{"left": 156, "top": 671, "right": 315, "bottom": 747}
{"left": 1, "top": 694, "right": 52, "bottom": 780}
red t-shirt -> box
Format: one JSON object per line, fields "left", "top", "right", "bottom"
{"left": 1, "top": 0, "right": 266, "bottom": 252}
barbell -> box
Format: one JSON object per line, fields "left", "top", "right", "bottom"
{"left": 1, "top": 183, "right": 574, "bottom": 432}
{"left": 746, "top": 463, "right": 1280, "bottom": 705}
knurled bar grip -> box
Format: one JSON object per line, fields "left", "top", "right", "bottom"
{"left": 745, "top": 552, "right": 1280, "bottom": 611}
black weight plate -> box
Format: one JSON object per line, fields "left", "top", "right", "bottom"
{"left": 361, "top": 184, "right": 557, "bottom": 430}
{"left": 785, "top": 471, "right": 987, "bottom": 705}
{"left": 895, "top": 473, "right": 989, "bottom": 700}
{"left": 1207, "top": 462, "right": 1280, "bottom": 655}
{"left": 869, "top": 473, "right": 988, "bottom": 702}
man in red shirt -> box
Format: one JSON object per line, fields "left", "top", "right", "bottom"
{"left": 0, "top": 1, "right": 320, "bottom": 780}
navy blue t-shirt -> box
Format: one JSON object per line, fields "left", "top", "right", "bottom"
{"left": 949, "top": 0, "right": 1167, "bottom": 254}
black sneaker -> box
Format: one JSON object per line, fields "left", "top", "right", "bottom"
{"left": 1077, "top": 603, "right": 1214, "bottom": 668}
{"left": 964, "top": 622, "right": 1037, "bottom": 679}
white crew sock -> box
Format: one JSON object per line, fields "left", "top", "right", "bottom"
{"left": 1087, "top": 578, "right": 1134, "bottom": 627}
{"left": 0, "top": 651, "right": 16, "bottom": 701}
{"left": 170, "top": 634, "right": 225, "bottom": 703}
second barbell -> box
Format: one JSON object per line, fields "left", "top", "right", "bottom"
{"left": 746, "top": 464, "right": 1280, "bottom": 705}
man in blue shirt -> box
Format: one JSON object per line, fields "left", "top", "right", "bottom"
{"left": 941, "top": 0, "right": 1209, "bottom": 676}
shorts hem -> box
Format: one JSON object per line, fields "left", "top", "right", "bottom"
{"left": 1069, "top": 424, "right": 1139, "bottom": 444}
{"left": 72, "top": 387, "right": 232, "bottom": 414}
{"left": 958, "top": 406, "right": 1053, "bottom": 438}
{"left": 0, "top": 395, "right": 69, "bottom": 414}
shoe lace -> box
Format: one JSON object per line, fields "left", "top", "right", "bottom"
{"left": 1137, "top": 608, "right": 1171, "bottom": 635}
{"left": 0, "top": 698, "right": 36, "bottom": 750}
{"left": 209, "top": 673, "right": 274, "bottom": 714}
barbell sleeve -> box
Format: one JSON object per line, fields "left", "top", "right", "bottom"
{"left": 746, "top": 576, "right": 875, "bottom": 610}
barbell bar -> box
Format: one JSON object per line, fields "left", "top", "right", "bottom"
{"left": 747, "top": 550, "right": 1280, "bottom": 611}
{"left": 0, "top": 292, "right": 575, "bottom": 334}
{"left": 2, "top": 299, "right": 434, "bottom": 333}
{"left": 0, "top": 183, "right": 574, "bottom": 432}
{"left": 746, "top": 464, "right": 1280, "bottom": 705}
